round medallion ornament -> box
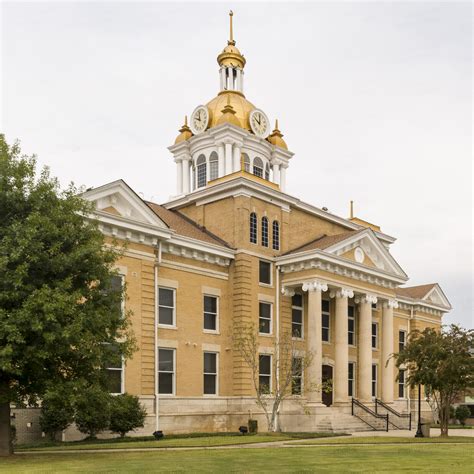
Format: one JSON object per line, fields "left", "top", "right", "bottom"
{"left": 354, "top": 247, "right": 365, "bottom": 263}
{"left": 190, "top": 105, "right": 209, "bottom": 135}
{"left": 249, "top": 109, "right": 270, "bottom": 138}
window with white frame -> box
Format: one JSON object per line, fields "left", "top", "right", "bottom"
{"left": 348, "top": 305, "right": 356, "bottom": 346}
{"left": 103, "top": 343, "right": 123, "bottom": 394}
{"left": 209, "top": 152, "right": 218, "bottom": 181}
{"left": 259, "top": 260, "right": 271, "bottom": 285}
{"left": 265, "top": 163, "right": 270, "bottom": 180}
{"left": 259, "top": 302, "right": 272, "bottom": 334}
{"left": 372, "top": 322, "right": 378, "bottom": 349}
{"left": 250, "top": 212, "right": 257, "bottom": 244}
{"left": 261, "top": 217, "right": 269, "bottom": 247}
{"left": 292, "top": 357, "right": 303, "bottom": 395}
{"left": 253, "top": 157, "right": 264, "bottom": 178}
{"left": 291, "top": 293, "right": 303, "bottom": 338}
{"left": 348, "top": 362, "right": 356, "bottom": 397}
{"left": 196, "top": 155, "right": 207, "bottom": 188}
{"left": 158, "top": 287, "right": 175, "bottom": 326}
{"left": 372, "top": 364, "right": 378, "bottom": 398}
{"left": 399, "top": 330, "right": 407, "bottom": 353}
{"left": 398, "top": 369, "right": 406, "bottom": 398}
{"left": 203, "top": 352, "right": 218, "bottom": 395}
{"left": 158, "top": 348, "right": 175, "bottom": 395}
{"left": 259, "top": 354, "right": 272, "bottom": 393}
{"left": 242, "top": 153, "right": 250, "bottom": 172}
{"left": 272, "top": 220, "right": 280, "bottom": 250}
{"left": 322, "top": 299, "right": 330, "bottom": 342}
{"left": 203, "top": 295, "right": 218, "bottom": 331}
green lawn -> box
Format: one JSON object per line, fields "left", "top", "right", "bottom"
{"left": 3, "top": 444, "right": 473, "bottom": 473}
{"left": 295, "top": 435, "right": 474, "bottom": 445}
{"left": 17, "top": 432, "right": 340, "bottom": 452}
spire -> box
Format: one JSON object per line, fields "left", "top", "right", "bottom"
{"left": 217, "top": 10, "right": 246, "bottom": 70}
{"left": 267, "top": 119, "right": 288, "bottom": 150}
{"left": 229, "top": 10, "right": 235, "bottom": 46}
{"left": 350, "top": 200, "right": 354, "bottom": 219}
{"left": 216, "top": 94, "right": 240, "bottom": 127}
{"left": 174, "top": 115, "right": 193, "bottom": 144}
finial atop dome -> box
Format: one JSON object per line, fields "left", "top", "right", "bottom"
{"left": 216, "top": 94, "right": 241, "bottom": 127}
{"left": 267, "top": 119, "right": 288, "bottom": 150}
{"left": 174, "top": 115, "right": 193, "bottom": 144}
{"left": 217, "top": 11, "right": 246, "bottom": 69}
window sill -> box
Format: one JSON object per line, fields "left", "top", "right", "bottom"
{"left": 158, "top": 324, "right": 178, "bottom": 330}
{"left": 157, "top": 394, "right": 175, "bottom": 398}
{"left": 259, "top": 283, "right": 273, "bottom": 289}
{"left": 292, "top": 337, "right": 305, "bottom": 341}
{"left": 203, "top": 394, "right": 219, "bottom": 397}
{"left": 203, "top": 330, "right": 220, "bottom": 335}
{"left": 259, "top": 333, "right": 273, "bottom": 337}
{"left": 322, "top": 341, "right": 331, "bottom": 345}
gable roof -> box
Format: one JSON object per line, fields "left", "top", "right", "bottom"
{"left": 146, "top": 202, "right": 231, "bottom": 249}
{"left": 396, "top": 284, "right": 438, "bottom": 300}
{"left": 283, "top": 231, "right": 360, "bottom": 255}
{"left": 396, "top": 283, "right": 452, "bottom": 309}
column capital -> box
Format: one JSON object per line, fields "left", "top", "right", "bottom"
{"left": 355, "top": 293, "right": 378, "bottom": 305}
{"left": 281, "top": 286, "right": 295, "bottom": 297}
{"left": 302, "top": 280, "right": 328, "bottom": 293}
{"left": 383, "top": 299, "right": 399, "bottom": 309}
{"left": 330, "top": 288, "right": 354, "bottom": 299}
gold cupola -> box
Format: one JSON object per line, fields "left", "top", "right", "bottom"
{"left": 174, "top": 116, "right": 193, "bottom": 144}
{"left": 267, "top": 120, "right": 288, "bottom": 150}
{"left": 217, "top": 11, "right": 246, "bottom": 69}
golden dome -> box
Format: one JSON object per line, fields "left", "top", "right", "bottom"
{"left": 267, "top": 120, "right": 288, "bottom": 150}
{"left": 174, "top": 116, "right": 193, "bottom": 144}
{"left": 206, "top": 91, "right": 255, "bottom": 130}
{"left": 216, "top": 95, "right": 241, "bottom": 127}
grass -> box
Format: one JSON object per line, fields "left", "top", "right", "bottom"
{"left": 430, "top": 424, "right": 473, "bottom": 429}
{"left": 17, "top": 432, "right": 342, "bottom": 451}
{"left": 3, "top": 444, "right": 473, "bottom": 473}
{"left": 295, "top": 435, "right": 474, "bottom": 445}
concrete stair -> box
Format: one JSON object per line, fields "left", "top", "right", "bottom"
{"left": 316, "top": 413, "right": 378, "bottom": 433}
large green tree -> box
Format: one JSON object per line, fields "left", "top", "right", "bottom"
{"left": 0, "top": 135, "right": 135, "bottom": 455}
{"left": 394, "top": 325, "right": 473, "bottom": 437}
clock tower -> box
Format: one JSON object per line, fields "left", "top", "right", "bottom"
{"left": 168, "top": 11, "right": 293, "bottom": 197}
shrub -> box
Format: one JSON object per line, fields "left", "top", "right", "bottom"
{"left": 109, "top": 393, "right": 147, "bottom": 438}
{"left": 74, "top": 386, "right": 112, "bottom": 438}
{"left": 39, "top": 388, "right": 75, "bottom": 440}
{"left": 449, "top": 405, "right": 456, "bottom": 420}
{"left": 455, "top": 405, "right": 471, "bottom": 426}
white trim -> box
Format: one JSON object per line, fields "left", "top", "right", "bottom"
{"left": 203, "top": 351, "right": 219, "bottom": 396}
{"left": 158, "top": 286, "right": 176, "bottom": 327}
{"left": 259, "top": 260, "right": 273, "bottom": 287}
{"left": 203, "top": 294, "right": 219, "bottom": 333}
{"left": 258, "top": 300, "right": 273, "bottom": 335}
{"left": 157, "top": 347, "right": 176, "bottom": 396}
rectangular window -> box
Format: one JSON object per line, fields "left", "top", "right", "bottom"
{"left": 372, "top": 364, "right": 378, "bottom": 398}
{"left": 158, "top": 287, "right": 175, "bottom": 326}
{"left": 259, "top": 260, "right": 271, "bottom": 285}
{"left": 348, "top": 305, "right": 355, "bottom": 346}
{"left": 398, "top": 369, "right": 406, "bottom": 398}
{"left": 259, "top": 302, "right": 272, "bottom": 334}
{"left": 348, "top": 362, "right": 355, "bottom": 397}
{"left": 322, "top": 299, "right": 330, "bottom": 342}
{"left": 291, "top": 293, "right": 303, "bottom": 338}
{"left": 292, "top": 357, "right": 303, "bottom": 395}
{"left": 203, "top": 352, "right": 218, "bottom": 395}
{"left": 209, "top": 160, "right": 218, "bottom": 181}
{"left": 158, "top": 348, "right": 175, "bottom": 395}
{"left": 259, "top": 354, "right": 272, "bottom": 393}
{"left": 103, "top": 343, "right": 123, "bottom": 394}
{"left": 372, "top": 322, "right": 378, "bottom": 349}
{"left": 203, "top": 295, "right": 218, "bottom": 331}
{"left": 399, "top": 330, "right": 406, "bottom": 353}
{"left": 197, "top": 163, "right": 206, "bottom": 188}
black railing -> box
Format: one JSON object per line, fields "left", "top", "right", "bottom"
{"left": 375, "top": 399, "right": 412, "bottom": 430}
{"left": 352, "top": 398, "right": 389, "bottom": 432}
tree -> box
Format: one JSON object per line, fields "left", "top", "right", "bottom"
{"left": 74, "top": 386, "right": 111, "bottom": 438}
{"left": 109, "top": 393, "right": 147, "bottom": 438}
{"left": 0, "top": 136, "right": 135, "bottom": 455}
{"left": 455, "top": 405, "right": 471, "bottom": 426}
{"left": 393, "top": 325, "right": 473, "bottom": 437}
{"left": 39, "top": 385, "right": 75, "bottom": 440}
{"left": 233, "top": 323, "right": 324, "bottom": 432}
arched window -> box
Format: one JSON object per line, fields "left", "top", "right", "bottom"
{"left": 192, "top": 165, "right": 196, "bottom": 191}
{"left": 209, "top": 152, "right": 218, "bottom": 181}
{"left": 250, "top": 212, "right": 257, "bottom": 244}
{"left": 242, "top": 153, "right": 250, "bottom": 172}
{"left": 265, "top": 163, "right": 270, "bottom": 181}
{"left": 253, "top": 157, "right": 264, "bottom": 178}
{"left": 272, "top": 220, "right": 280, "bottom": 250}
{"left": 196, "top": 155, "right": 207, "bottom": 189}
{"left": 261, "top": 217, "right": 269, "bottom": 247}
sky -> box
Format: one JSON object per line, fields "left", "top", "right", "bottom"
{"left": 1, "top": 1, "right": 472, "bottom": 328}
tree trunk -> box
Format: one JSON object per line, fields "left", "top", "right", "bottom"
{"left": 0, "top": 401, "right": 12, "bottom": 456}
{"left": 439, "top": 400, "right": 449, "bottom": 437}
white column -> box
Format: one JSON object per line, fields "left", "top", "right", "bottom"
{"left": 224, "top": 142, "right": 233, "bottom": 175}
{"left": 175, "top": 158, "right": 183, "bottom": 195}
{"left": 219, "top": 68, "right": 226, "bottom": 91}
{"left": 272, "top": 163, "right": 280, "bottom": 184}
{"left": 303, "top": 280, "right": 328, "bottom": 404}
{"left": 280, "top": 164, "right": 287, "bottom": 192}
{"left": 357, "top": 294, "right": 377, "bottom": 403}
{"left": 382, "top": 299, "right": 397, "bottom": 403}
{"left": 333, "top": 288, "right": 353, "bottom": 404}
{"left": 217, "top": 144, "right": 225, "bottom": 178}
{"left": 232, "top": 144, "right": 241, "bottom": 172}
{"left": 236, "top": 69, "right": 242, "bottom": 92}
{"left": 182, "top": 157, "right": 190, "bottom": 194}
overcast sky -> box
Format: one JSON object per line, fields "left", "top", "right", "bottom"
{"left": 2, "top": 1, "right": 472, "bottom": 328}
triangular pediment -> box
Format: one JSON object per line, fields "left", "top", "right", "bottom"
{"left": 423, "top": 285, "right": 452, "bottom": 308}
{"left": 82, "top": 180, "right": 169, "bottom": 229}
{"left": 324, "top": 228, "right": 408, "bottom": 279}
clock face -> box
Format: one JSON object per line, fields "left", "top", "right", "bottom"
{"left": 190, "top": 106, "right": 209, "bottom": 135}
{"left": 250, "top": 109, "right": 269, "bottom": 138}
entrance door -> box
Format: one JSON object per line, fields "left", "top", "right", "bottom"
{"left": 322, "top": 365, "right": 333, "bottom": 407}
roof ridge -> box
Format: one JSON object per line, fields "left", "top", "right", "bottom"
{"left": 282, "top": 234, "right": 328, "bottom": 256}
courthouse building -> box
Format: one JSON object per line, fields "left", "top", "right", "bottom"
{"left": 79, "top": 14, "right": 452, "bottom": 435}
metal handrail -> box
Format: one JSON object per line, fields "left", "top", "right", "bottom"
{"left": 375, "top": 399, "right": 412, "bottom": 430}
{"left": 351, "top": 398, "right": 389, "bottom": 432}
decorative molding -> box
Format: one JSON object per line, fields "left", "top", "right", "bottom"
{"left": 329, "top": 288, "right": 354, "bottom": 299}
{"left": 301, "top": 280, "right": 328, "bottom": 293}
{"left": 355, "top": 293, "right": 378, "bottom": 305}
{"left": 281, "top": 287, "right": 296, "bottom": 297}
{"left": 383, "top": 299, "right": 399, "bottom": 309}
